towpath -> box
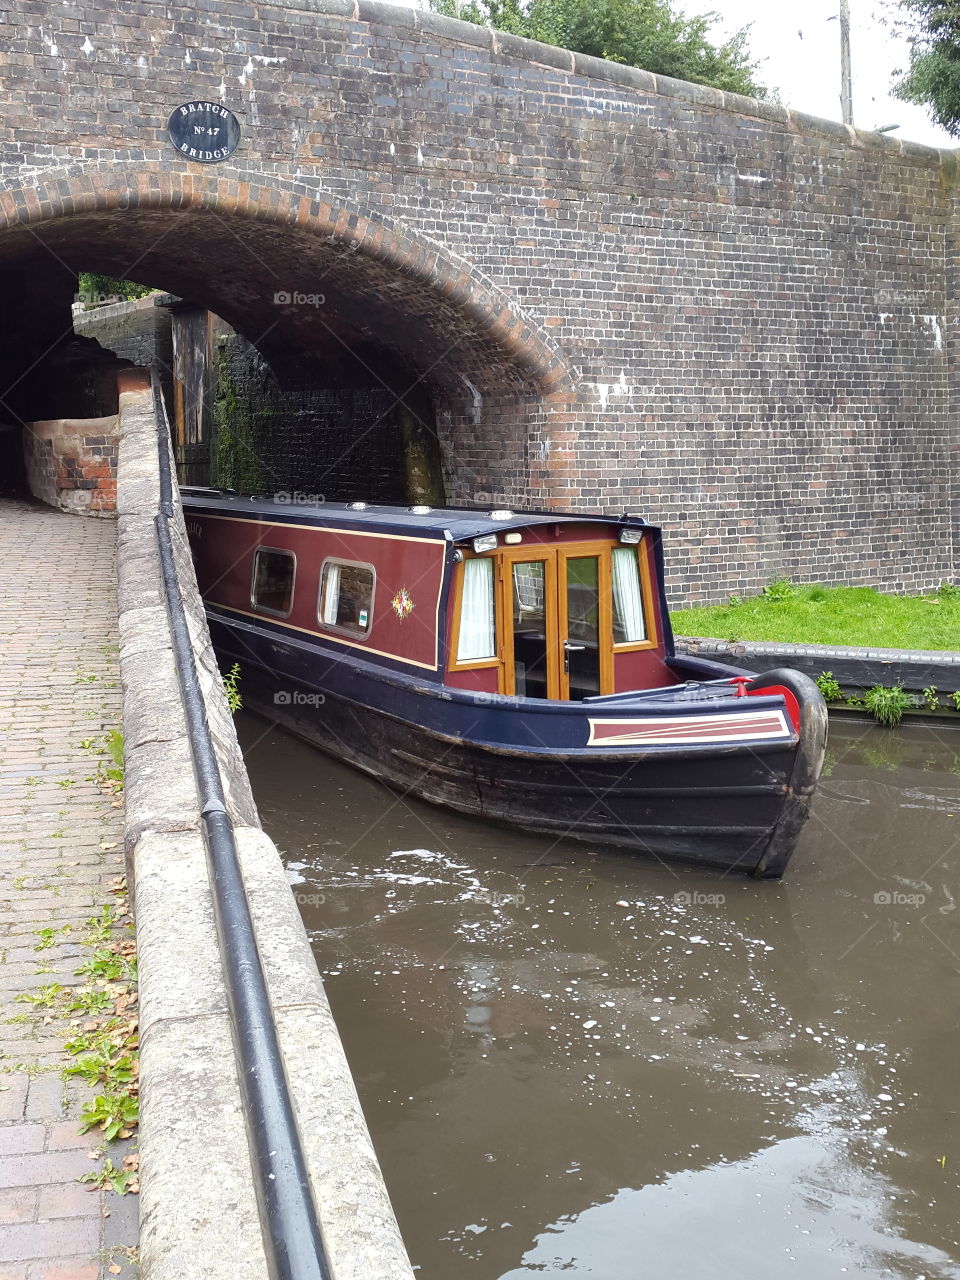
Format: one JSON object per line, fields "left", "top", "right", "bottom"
{"left": 0, "top": 498, "right": 137, "bottom": 1279}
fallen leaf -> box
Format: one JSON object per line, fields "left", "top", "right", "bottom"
{"left": 108, "top": 1265, "right": 122, "bottom": 1275}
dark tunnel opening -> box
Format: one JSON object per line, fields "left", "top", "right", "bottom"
{"left": 0, "top": 195, "right": 567, "bottom": 508}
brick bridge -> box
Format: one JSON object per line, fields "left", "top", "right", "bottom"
{"left": 1, "top": 0, "right": 957, "bottom": 600}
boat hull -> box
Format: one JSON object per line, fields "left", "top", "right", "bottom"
{"left": 212, "top": 612, "right": 826, "bottom": 877}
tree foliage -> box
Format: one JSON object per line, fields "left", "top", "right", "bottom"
{"left": 76, "top": 273, "right": 155, "bottom": 307}
{"left": 892, "top": 1, "right": 960, "bottom": 135}
{"left": 426, "top": 0, "right": 768, "bottom": 97}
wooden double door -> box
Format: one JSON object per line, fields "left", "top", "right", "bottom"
{"left": 500, "top": 544, "right": 614, "bottom": 701}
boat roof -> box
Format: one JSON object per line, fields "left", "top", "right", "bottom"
{"left": 180, "top": 488, "right": 657, "bottom": 541}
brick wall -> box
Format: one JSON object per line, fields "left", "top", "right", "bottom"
{"left": 0, "top": 0, "right": 956, "bottom": 600}
{"left": 24, "top": 417, "right": 120, "bottom": 516}
{"left": 211, "top": 331, "right": 413, "bottom": 503}
{"left": 73, "top": 295, "right": 175, "bottom": 375}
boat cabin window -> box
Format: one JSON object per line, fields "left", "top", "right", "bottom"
{"left": 319, "top": 559, "right": 375, "bottom": 638}
{"left": 611, "top": 547, "right": 647, "bottom": 644}
{"left": 456, "top": 557, "right": 496, "bottom": 662}
{"left": 251, "top": 548, "right": 296, "bottom": 618}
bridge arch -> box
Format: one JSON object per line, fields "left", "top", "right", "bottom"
{"left": 0, "top": 163, "right": 577, "bottom": 505}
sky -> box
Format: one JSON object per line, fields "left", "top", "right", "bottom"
{"left": 672, "top": 0, "right": 955, "bottom": 148}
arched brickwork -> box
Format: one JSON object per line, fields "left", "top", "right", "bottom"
{"left": 0, "top": 164, "right": 577, "bottom": 506}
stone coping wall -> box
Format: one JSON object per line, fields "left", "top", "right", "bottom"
{"left": 115, "top": 373, "right": 415, "bottom": 1280}
{"left": 24, "top": 415, "right": 119, "bottom": 516}
{"left": 678, "top": 636, "right": 960, "bottom": 696}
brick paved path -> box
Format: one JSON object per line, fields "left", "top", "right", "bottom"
{"left": 0, "top": 500, "right": 137, "bottom": 1279}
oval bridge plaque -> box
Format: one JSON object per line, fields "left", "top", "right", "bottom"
{"left": 167, "top": 101, "right": 240, "bottom": 164}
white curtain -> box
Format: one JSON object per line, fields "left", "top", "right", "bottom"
{"left": 321, "top": 563, "right": 341, "bottom": 625}
{"left": 611, "top": 548, "right": 645, "bottom": 643}
{"left": 457, "top": 558, "right": 495, "bottom": 661}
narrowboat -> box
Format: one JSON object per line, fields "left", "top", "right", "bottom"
{"left": 182, "top": 491, "right": 827, "bottom": 878}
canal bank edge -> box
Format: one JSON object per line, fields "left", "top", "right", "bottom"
{"left": 677, "top": 636, "right": 960, "bottom": 701}
{"left": 115, "top": 373, "right": 416, "bottom": 1280}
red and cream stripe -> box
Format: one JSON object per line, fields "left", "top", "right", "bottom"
{"left": 587, "top": 709, "right": 792, "bottom": 747}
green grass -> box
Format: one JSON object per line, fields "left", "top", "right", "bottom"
{"left": 671, "top": 582, "right": 960, "bottom": 651}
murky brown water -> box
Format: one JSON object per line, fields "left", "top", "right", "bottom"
{"left": 237, "top": 711, "right": 960, "bottom": 1280}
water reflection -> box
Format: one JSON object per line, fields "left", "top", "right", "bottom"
{"left": 238, "top": 713, "right": 960, "bottom": 1279}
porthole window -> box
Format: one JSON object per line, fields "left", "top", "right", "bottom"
{"left": 318, "top": 559, "right": 375, "bottom": 638}
{"left": 251, "top": 548, "right": 296, "bottom": 618}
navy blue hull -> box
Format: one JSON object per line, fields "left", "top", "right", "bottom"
{"left": 209, "top": 609, "right": 827, "bottom": 877}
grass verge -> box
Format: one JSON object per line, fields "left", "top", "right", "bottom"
{"left": 671, "top": 580, "right": 960, "bottom": 650}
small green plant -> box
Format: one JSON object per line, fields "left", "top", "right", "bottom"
{"left": 15, "top": 983, "right": 63, "bottom": 1008}
{"left": 15, "top": 880, "right": 139, "bottom": 1184}
{"left": 101, "top": 730, "right": 124, "bottom": 783}
{"left": 952, "top": 691, "right": 960, "bottom": 712}
{"left": 763, "top": 577, "right": 796, "bottom": 602}
{"left": 864, "top": 683, "right": 914, "bottom": 728}
{"left": 64, "top": 1015, "right": 137, "bottom": 1059}
{"left": 221, "top": 662, "right": 243, "bottom": 714}
{"left": 65, "top": 1052, "right": 136, "bottom": 1089}
{"left": 65, "top": 989, "right": 114, "bottom": 1016}
{"left": 937, "top": 582, "right": 960, "bottom": 599}
{"left": 79, "top": 731, "right": 124, "bottom": 786}
{"left": 78, "top": 1155, "right": 139, "bottom": 1196}
{"left": 922, "top": 685, "right": 940, "bottom": 712}
{"left": 816, "top": 671, "right": 843, "bottom": 703}
{"left": 85, "top": 905, "right": 116, "bottom": 945}
{"left": 75, "top": 948, "right": 130, "bottom": 983}
{"left": 807, "top": 585, "right": 829, "bottom": 603}
{"left": 79, "top": 1091, "right": 139, "bottom": 1141}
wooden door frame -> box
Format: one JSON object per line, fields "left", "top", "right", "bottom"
{"left": 556, "top": 545, "right": 614, "bottom": 700}
{"left": 498, "top": 547, "right": 561, "bottom": 699}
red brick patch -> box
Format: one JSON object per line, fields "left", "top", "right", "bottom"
{"left": 36, "top": 1183, "right": 99, "bottom": 1221}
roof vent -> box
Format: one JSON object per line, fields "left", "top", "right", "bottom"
{"left": 489, "top": 509, "right": 514, "bottom": 521}
{"left": 410, "top": 505, "right": 432, "bottom": 515}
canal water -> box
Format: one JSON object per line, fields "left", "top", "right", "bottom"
{"left": 237, "top": 712, "right": 960, "bottom": 1280}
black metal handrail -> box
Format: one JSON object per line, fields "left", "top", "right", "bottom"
{"left": 148, "top": 368, "right": 332, "bottom": 1280}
